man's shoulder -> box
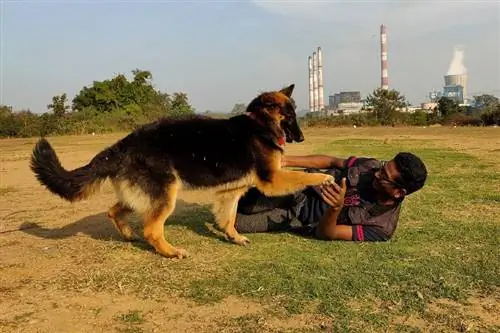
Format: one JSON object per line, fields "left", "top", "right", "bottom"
{"left": 344, "top": 156, "right": 383, "bottom": 170}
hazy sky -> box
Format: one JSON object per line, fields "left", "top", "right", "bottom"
{"left": 1, "top": 0, "right": 499, "bottom": 113}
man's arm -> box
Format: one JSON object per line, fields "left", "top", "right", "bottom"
{"left": 282, "top": 155, "right": 346, "bottom": 169}
{"left": 313, "top": 178, "right": 353, "bottom": 241}
{"left": 314, "top": 207, "right": 353, "bottom": 241}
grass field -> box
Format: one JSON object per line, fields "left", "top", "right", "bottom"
{"left": 0, "top": 127, "right": 499, "bottom": 333}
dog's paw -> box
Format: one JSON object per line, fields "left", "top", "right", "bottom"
{"left": 172, "top": 248, "right": 189, "bottom": 259}
{"left": 226, "top": 234, "right": 251, "bottom": 246}
{"left": 320, "top": 174, "right": 336, "bottom": 186}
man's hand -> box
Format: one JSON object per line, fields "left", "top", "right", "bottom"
{"left": 319, "top": 177, "right": 347, "bottom": 211}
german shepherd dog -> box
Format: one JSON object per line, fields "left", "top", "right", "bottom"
{"left": 30, "top": 84, "right": 335, "bottom": 259}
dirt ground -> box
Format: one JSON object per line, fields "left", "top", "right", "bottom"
{"left": 1, "top": 127, "right": 499, "bottom": 332}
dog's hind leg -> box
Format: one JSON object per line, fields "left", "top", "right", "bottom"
{"left": 212, "top": 189, "right": 250, "bottom": 246}
{"left": 107, "top": 202, "right": 139, "bottom": 241}
{"left": 142, "top": 182, "right": 188, "bottom": 259}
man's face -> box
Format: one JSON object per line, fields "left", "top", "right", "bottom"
{"left": 373, "top": 160, "right": 406, "bottom": 200}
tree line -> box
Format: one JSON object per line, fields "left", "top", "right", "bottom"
{"left": 1, "top": 77, "right": 499, "bottom": 138}
{"left": 304, "top": 88, "right": 500, "bottom": 128}
{"left": 0, "top": 69, "right": 195, "bottom": 138}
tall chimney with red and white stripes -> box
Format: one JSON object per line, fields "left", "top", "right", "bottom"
{"left": 380, "top": 24, "right": 389, "bottom": 90}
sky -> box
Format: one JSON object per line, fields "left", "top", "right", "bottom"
{"left": 1, "top": 0, "right": 499, "bottom": 114}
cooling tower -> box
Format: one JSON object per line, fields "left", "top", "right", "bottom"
{"left": 445, "top": 46, "right": 468, "bottom": 98}
{"left": 444, "top": 74, "right": 467, "bottom": 94}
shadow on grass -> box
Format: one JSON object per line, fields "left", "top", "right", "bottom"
{"left": 18, "top": 199, "right": 224, "bottom": 252}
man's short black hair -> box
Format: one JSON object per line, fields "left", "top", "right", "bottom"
{"left": 393, "top": 152, "right": 427, "bottom": 195}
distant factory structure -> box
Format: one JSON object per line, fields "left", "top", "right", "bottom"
{"left": 328, "top": 91, "right": 364, "bottom": 115}
{"left": 306, "top": 24, "right": 473, "bottom": 116}
{"left": 426, "top": 45, "right": 469, "bottom": 108}
{"left": 380, "top": 24, "right": 389, "bottom": 91}
{"left": 308, "top": 24, "right": 389, "bottom": 115}
{"left": 308, "top": 46, "right": 325, "bottom": 112}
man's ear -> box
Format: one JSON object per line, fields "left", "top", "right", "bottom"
{"left": 395, "top": 188, "right": 407, "bottom": 199}
{"left": 279, "top": 84, "right": 295, "bottom": 97}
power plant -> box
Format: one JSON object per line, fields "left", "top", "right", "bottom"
{"left": 444, "top": 45, "right": 468, "bottom": 102}
{"left": 307, "top": 47, "right": 325, "bottom": 112}
{"left": 428, "top": 45, "right": 469, "bottom": 105}
{"left": 307, "top": 24, "right": 473, "bottom": 114}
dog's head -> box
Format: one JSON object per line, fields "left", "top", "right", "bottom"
{"left": 246, "top": 84, "right": 304, "bottom": 143}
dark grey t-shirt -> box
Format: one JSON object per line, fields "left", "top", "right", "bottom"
{"left": 297, "top": 156, "right": 402, "bottom": 241}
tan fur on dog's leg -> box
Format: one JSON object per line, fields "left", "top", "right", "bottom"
{"left": 257, "top": 170, "right": 334, "bottom": 197}
{"left": 213, "top": 189, "right": 249, "bottom": 246}
{"left": 142, "top": 184, "right": 188, "bottom": 259}
{"left": 108, "top": 202, "right": 138, "bottom": 241}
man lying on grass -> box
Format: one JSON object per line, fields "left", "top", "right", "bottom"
{"left": 235, "top": 152, "right": 427, "bottom": 242}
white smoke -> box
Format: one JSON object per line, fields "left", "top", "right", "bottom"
{"left": 447, "top": 45, "right": 467, "bottom": 75}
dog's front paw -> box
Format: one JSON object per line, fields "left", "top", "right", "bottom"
{"left": 320, "top": 174, "right": 336, "bottom": 186}
{"left": 173, "top": 248, "right": 190, "bottom": 259}
{"left": 226, "top": 233, "right": 251, "bottom": 246}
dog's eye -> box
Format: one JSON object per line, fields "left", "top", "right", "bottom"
{"left": 265, "top": 103, "right": 279, "bottom": 108}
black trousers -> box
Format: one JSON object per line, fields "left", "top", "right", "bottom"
{"left": 234, "top": 188, "right": 307, "bottom": 233}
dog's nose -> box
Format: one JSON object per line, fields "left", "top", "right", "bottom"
{"left": 296, "top": 135, "right": 305, "bottom": 142}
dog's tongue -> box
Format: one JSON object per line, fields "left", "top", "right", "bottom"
{"left": 278, "top": 134, "right": 286, "bottom": 146}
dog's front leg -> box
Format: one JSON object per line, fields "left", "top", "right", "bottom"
{"left": 212, "top": 189, "right": 250, "bottom": 246}
{"left": 256, "top": 170, "right": 334, "bottom": 197}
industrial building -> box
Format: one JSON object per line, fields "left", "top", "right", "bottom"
{"left": 307, "top": 24, "right": 388, "bottom": 114}
{"left": 306, "top": 24, "right": 476, "bottom": 114}
{"left": 326, "top": 91, "right": 364, "bottom": 115}
{"left": 428, "top": 46, "right": 469, "bottom": 105}
{"left": 329, "top": 91, "right": 362, "bottom": 107}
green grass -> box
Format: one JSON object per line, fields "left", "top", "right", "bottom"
{"left": 116, "top": 310, "right": 145, "bottom": 333}
{"left": 55, "top": 137, "right": 499, "bottom": 332}
{"left": 118, "top": 310, "right": 144, "bottom": 324}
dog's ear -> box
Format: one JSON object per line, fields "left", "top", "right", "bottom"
{"left": 260, "top": 94, "right": 278, "bottom": 107}
{"left": 279, "top": 84, "right": 295, "bottom": 98}
{"left": 254, "top": 93, "right": 283, "bottom": 122}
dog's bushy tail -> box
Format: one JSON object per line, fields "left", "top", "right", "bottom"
{"left": 30, "top": 138, "right": 118, "bottom": 202}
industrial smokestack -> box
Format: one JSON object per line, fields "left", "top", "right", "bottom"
{"left": 313, "top": 51, "right": 319, "bottom": 111}
{"left": 308, "top": 56, "right": 314, "bottom": 112}
{"left": 317, "top": 46, "right": 324, "bottom": 111}
{"left": 380, "top": 24, "right": 388, "bottom": 90}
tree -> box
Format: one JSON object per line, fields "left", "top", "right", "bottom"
{"left": 70, "top": 69, "right": 192, "bottom": 117}
{"left": 0, "top": 105, "right": 13, "bottom": 118}
{"left": 230, "top": 103, "right": 247, "bottom": 115}
{"left": 170, "top": 92, "right": 195, "bottom": 116}
{"left": 473, "top": 94, "right": 499, "bottom": 114}
{"left": 437, "top": 97, "right": 459, "bottom": 118}
{"left": 480, "top": 103, "right": 500, "bottom": 126}
{"left": 364, "top": 88, "right": 408, "bottom": 125}
{"left": 47, "top": 93, "right": 70, "bottom": 117}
